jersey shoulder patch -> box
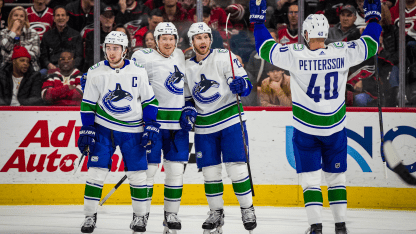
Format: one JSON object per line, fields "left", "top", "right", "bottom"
{"left": 133, "top": 61, "right": 144, "bottom": 68}
{"left": 89, "top": 62, "right": 100, "bottom": 71}
{"left": 140, "top": 48, "right": 154, "bottom": 54}
{"left": 331, "top": 42, "right": 345, "bottom": 49}
{"left": 292, "top": 44, "right": 305, "bottom": 51}
{"left": 217, "top": 49, "right": 229, "bottom": 53}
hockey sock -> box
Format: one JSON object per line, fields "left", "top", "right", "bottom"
{"left": 84, "top": 167, "right": 108, "bottom": 216}
{"left": 226, "top": 162, "right": 253, "bottom": 208}
{"left": 202, "top": 164, "right": 224, "bottom": 210}
{"left": 127, "top": 171, "right": 147, "bottom": 216}
{"left": 325, "top": 172, "right": 347, "bottom": 223}
{"left": 300, "top": 170, "right": 323, "bottom": 225}
{"left": 145, "top": 164, "right": 158, "bottom": 214}
{"left": 163, "top": 160, "right": 184, "bottom": 213}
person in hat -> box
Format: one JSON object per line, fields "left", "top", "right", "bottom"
{"left": 0, "top": 45, "right": 43, "bottom": 106}
{"left": 65, "top": 0, "right": 95, "bottom": 32}
{"left": 326, "top": 4, "right": 361, "bottom": 44}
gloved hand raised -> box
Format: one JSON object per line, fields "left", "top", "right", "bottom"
{"left": 249, "top": 0, "right": 267, "bottom": 24}
{"left": 364, "top": 0, "right": 381, "bottom": 23}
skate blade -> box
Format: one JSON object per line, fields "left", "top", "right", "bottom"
{"left": 163, "top": 226, "right": 178, "bottom": 234}
{"left": 203, "top": 226, "right": 223, "bottom": 234}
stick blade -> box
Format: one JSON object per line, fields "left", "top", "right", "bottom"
{"left": 383, "top": 140, "right": 401, "bottom": 168}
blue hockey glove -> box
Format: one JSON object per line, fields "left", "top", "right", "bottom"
{"left": 180, "top": 106, "right": 197, "bottom": 131}
{"left": 141, "top": 121, "right": 161, "bottom": 149}
{"left": 229, "top": 76, "right": 249, "bottom": 95}
{"left": 249, "top": 0, "right": 267, "bottom": 24}
{"left": 80, "top": 73, "right": 87, "bottom": 92}
{"left": 77, "top": 126, "right": 96, "bottom": 154}
{"left": 364, "top": 0, "right": 381, "bottom": 23}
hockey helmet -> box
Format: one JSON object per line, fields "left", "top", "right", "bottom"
{"left": 154, "top": 22, "right": 179, "bottom": 47}
{"left": 187, "top": 22, "right": 213, "bottom": 47}
{"left": 302, "top": 14, "right": 329, "bottom": 44}
{"left": 103, "top": 31, "right": 129, "bottom": 63}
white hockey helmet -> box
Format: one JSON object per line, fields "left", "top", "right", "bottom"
{"left": 187, "top": 22, "right": 213, "bottom": 47}
{"left": 154, "top": 22, "right": 179, "bottom": 47}
{"left": 103, "top": 31, "right": 129, "bottom": 53}
{"left": 302, "top": 14, "right": 329, "bottom": 44}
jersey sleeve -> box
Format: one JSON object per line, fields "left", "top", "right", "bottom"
{"left": 80, "top": 69, "right": 100, "bottom": 127}
{"left": 220, "top": 50, "right": 253, "bottom": 96}
{"left": 254, "top": 23, "right": 295, "bottom": 71}
{"left": 131, "top": 49, "right": 147, "bottom": 65}
{"left": 138, "top": 68, "right": 159, "bottom": 123}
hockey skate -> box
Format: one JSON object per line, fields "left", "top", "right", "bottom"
{"left": 241, "top": 205, "right": 257, "bottom": 233}
{"left": 305, "top": 223, "right": 322, "bottom": 234}
{"left": 81, "top": 213, "right": 97, "bottom": 233}
{"left": 335, "top": 222, "right": 349, "bottom": 234}
{"left": 202, "top": 209, "right": 224, "bottom": 234}
{"left": 130, "top": 213, "right": 147, "bottom": 234}
{"left": 163, "top": 211, "right": 181, "bottom": 234}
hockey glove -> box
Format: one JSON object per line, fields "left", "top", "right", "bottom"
{"left": 180, "top": 106, "right": 197, "bottom": 131}
{"left": 77, "top": 126, "right": 96, "bottom": 154}
{"left": 229, "top": 76, "right": 249, "bottom": 95}
{"left": 80, "top": 73, "right": 87, "bottom": 92}
{"left": 249, "top": 0, "right": 267, "bottom": 24}
{"left": 364, "top": 0, "right": 381, "bottom": 23}
{"left": 141, "top": 121, "right": 161, "bottom": 149}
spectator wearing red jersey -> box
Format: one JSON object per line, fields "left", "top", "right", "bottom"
{"left": 41, "top": 50, "right": 83, "bottom": 106}
{"left": 277, "top": 2, "right": 298, "bottom": 45}
{"left": 390, "top": 0, "right": 416, "bottom": 39}
{"left": 0, "top": 6, "right": 40, "bottom": 71}
{"left": 40, "top": 6, "right": 83, "bottom": 72}
{"left": 132, "top": 8, "right": 162, "bottom": 48}
{"left": 159, "top": 0, "right": 188, "bottom": 34}
{"left": 144, "top": 0, "right": 164, "bottom": 10}
{"left": 26, "top": 0, "right": 54, "bottom": 40}
{"left": 179, "top": 0, "right": 194, "bottom": 11}
{"left": 116, "top": 0, "right": 150, "bottom": 37}
{"left": 65, "top": 0, "right": 94, "bottom": 32}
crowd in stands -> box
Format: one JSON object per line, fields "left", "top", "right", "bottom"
{"left": 0, "top": 0, "right": 414, "bottom": 107}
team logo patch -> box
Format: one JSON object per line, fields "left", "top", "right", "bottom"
{"left": 134, "top": 61, "right": 144, "bottom": 68}
{"left": 164, "top": 65, "right": 184, "bottom": 95}
{"left": 91, "top": 156, "right": 99, "bottom": 162}
{"left": 192, "top": 74, "right": 221, "bottom": 104}
{"left": 333, "top": 42, "right": 345, "bottom": 49}
{"left": 90, "top": 62, "right": 100, "bottom": 70}
{"left": 102, "top": 83, "right": 133, "bottom": 114}
{"left": 218, "top": 49, "right": 228, "bottom": 53}
{"left": 141, "top": 48, "right": 153, "bottom": 54}
{"left": 196, "top": 152, "right": 202, "bottom": 158}
{"left": 293, "top": 44, "right": 304, "bottom": 51}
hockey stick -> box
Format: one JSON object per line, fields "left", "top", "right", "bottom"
{"left": 226, "top": 13, "right": 255, "bottom": 196}
{"left": 375, "top": 53, "right": 387, "bottom": 179}
{"left": 384, "top": 141, "right": 416, "bottom": 185}
{"left": 73, "top": 146, "right": 89, "bottom": 175}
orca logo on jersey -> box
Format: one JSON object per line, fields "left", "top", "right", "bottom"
{"left": 102, "top": 83, "right": 133, "bottom": 114}
{"left": 164, "top": 65, "right": 184, "bottom": 95}
{"left": 192, "top": 74, "right": 221, "bottom": 104}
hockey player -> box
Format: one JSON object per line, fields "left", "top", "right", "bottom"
{"left": 250, "top": 0, "right": 382, "bottom": 233}
{"left": 185, "top": 22, "right": 257, "bottom": 234}
{"left": 78, "top": 31, "right": 160, "bottom": 233}
{"left": 131, "top": 22, "right": 192, "bottom": 234}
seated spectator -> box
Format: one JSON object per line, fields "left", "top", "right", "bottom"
{"left": 66, "top": 0, "right": 94, "bottom": 33}
{"left": 326, "top": 5, "right": 361, "bottom": 44}
{"left": 269, "top": 0, "right": 296, "bottom": 30}
{"left": 26, "top": 0, "right": 54, "bottom": 40}
{"left": 0, "top": 45, "right": 43, "bottom": 106}
{"left": 390, "top": 0, "right": 416, "bottom": 39}
{"left": 41, "top": 50, "right": 83, "bottom": 106}
{"left": 179, "top": 0, "right": 194, "bottom": 11}
{"left": 159, "top": 0, "right": 188, "bottom": 34}
{"left": 259, "top": 67, "right": 291, "bottom": 107}
{"left": 315, "top": 0, "right": 355, "bottom": 25}
{"left": 143, "top": 30, "right": 156, "bottom": 49}
{"left": 40, "top": 6, "right": 83, "bottom": 72}
{"left": 0, "top": 6, "right": 40, "bottom": 71}
{"left": 115, "top": 24, "right": 132, "bottom": 57}
{"left": 132, "top": 8, "right": 163, "bottom": 48}
{"left": 115, "top": 0, "right": 150, "bottom": 37}
{"left": 144, "top": 0, "right": 164, "bottom": 10}
{"left": 277, "top": 2, "right": 298, "bottom": 45}
{"left": 83, "top": 4, "right": 116, "bottom": 71}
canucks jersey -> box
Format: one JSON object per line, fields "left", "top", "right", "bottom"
{"left": 254, "top": 23, "right": 381, "bottom": 136}
{"left": 81, "top": 60, "right": 158, "bottom": 133}
{"left": 131, "top": 48, "right": 185, "bottom": 130}
{"left": 185, "top": 49, "right": 250, "bottom": 134}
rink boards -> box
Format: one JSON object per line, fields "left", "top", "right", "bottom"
{"left": 0, "top": 106, "right": 415, "bottom": 210}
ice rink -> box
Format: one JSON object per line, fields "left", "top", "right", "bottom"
{"left": 0, "top": 205, "right": 415, "bottom": 234}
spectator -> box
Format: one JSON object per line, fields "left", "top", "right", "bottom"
{"left": 142, "top": 30, "right": 156, "bottom": 49}
{"left": 259, "top": 67, "right": 291, "bottom": 107}
{"left": 66, "top": 0, "right": 94, "bottom": 32}
{"left": 382, "top": 0, "right": 396, "bottom": 8}
{"left": 391, "top": 0, "right": 416, "bottom": 40}
{"left": 315, "top": 0, "right": 355, "bottom": 25}
{"left": 83, "top": 4, "right": 116, "bottom": 71}
{"left": 116, "top": 0, "right": 150, "bottom": 37}
{"left": 132, "top": 8, "right": 162, "bottom": 48}
{"left": 41, "top": 50, "right": 83, "bottom": 106}
{"left": 40, "top": 6, "right": 83, "bottom": 72}
{"left": 26, "top": 0, "right": 54, "bottom": 40}
{"left": 269, "top": 0, "right": 296, "bottom": 30}
{"left": 0, "top": 0, "right": 5, "bottom": 31}
{"left": 235, "top": 54, "right": 258, "bottom": 106}
{"left": 144, "top": 0, "right": 164, "bottom": 10}
{"left": 0, "top": 45, "right": 43, "bottom": 106}
{"left": 326, "top": 5, "right": 361, "bottom": 44}
{"left": 354, "top": 0, "right": 366, "bottom": 29}
{"left": 159, "top": 0, "right": 188, "bottom": 34}
{"left": 0, "top": 6, "right": 41, "bottom": 71}
{"left": 179, "top": 0, "right": 194, "bottom": 11}
{"left": 277, "top": 2, "right": 298, "bottom": 45}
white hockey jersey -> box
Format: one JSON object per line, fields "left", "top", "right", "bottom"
{"left": 258, "top": 36, "right": 378, "bottom": 136}
{"left": 81, "top": 60, "right": 158, "bottom": 133}
{"left": 131, "top": 48, "right": 185, "bottom": 130}
{"left": 185, "top": 49, "right": 249, "bottom": 134}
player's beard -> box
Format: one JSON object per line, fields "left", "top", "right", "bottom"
{"left": 194, "top": 45, "right": 210, "bottom": 56}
